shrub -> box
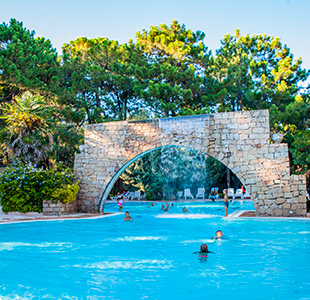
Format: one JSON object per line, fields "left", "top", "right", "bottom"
{"left": 0, "top": 162, "right": 79, "bottom": 213}
{"left": 50, "top": 182, "right": 80, "bottom": 204}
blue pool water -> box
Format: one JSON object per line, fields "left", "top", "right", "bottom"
{"left": 0, "top": 200, "right": 310, "bottom": 299}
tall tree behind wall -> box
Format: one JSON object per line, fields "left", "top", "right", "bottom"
{"left": 61, "top": 37, "right": 147, "bottom": 123}
{"left": 135, "top": 20, "right": 216, "bottom": 117}
{"left": 213, "top": 30, "right": 309, "bottom": 116}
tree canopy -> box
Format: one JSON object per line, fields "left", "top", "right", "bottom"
{"left": 0, "top": 18, "right": 310, "bottom": 185}
{"left": 0, "top": 19, "right": 60, "bottom": 102}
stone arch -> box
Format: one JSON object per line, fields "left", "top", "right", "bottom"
{"left": 74, "top": 110, "right": 307, "bottom": 217}
{"left": 98, "top": 145, "right": 246, "bottom": 212}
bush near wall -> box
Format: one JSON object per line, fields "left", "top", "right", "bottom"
{"left": 0, "top": 162, "right": 79, "bottom": 213}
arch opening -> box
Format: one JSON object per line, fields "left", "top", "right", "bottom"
{"left": 99, "top": 145, "right": 248, "bottom": 212}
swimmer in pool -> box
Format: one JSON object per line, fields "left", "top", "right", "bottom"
{"left": 123, "top": 211, "right": 133, "bottom": 222}
{"left": 193, "top": 243, "right": 214, "bottom": 256}
{"left": 151, "top": 203, "right": 155, "bottom": 207}
{"left": 161, "top": 205, "right": 168, "bottom": 213}
{"left": 212, "top": 230, "right": 223, "bottom": 239}
{"left": 182, "top": 207, "right": 190, "bottom": 213}
{"left": 170, "top": 203, "right": 174, "bottom": 207}
{"left": 165, "top": 203, "right": 169, "bottom": 212}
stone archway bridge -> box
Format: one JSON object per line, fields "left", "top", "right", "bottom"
{"left": 74, "top": 109, "right": 307, "bottom": 217}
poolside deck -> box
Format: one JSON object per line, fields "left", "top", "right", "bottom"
{"left": 228, "top": 210, "right": 256, "bottom": 217}
{"left": 238, "top": 210, "right": 256, "bottom": 217}
{"left": 0, "top": 212, "right": 121, "bottom": 224}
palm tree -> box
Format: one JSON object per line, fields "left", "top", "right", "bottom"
{"left": 0, "top": 91, "right": 53, "bottom": 164}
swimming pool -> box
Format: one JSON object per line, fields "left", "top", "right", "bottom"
{"left": 0, "top": 201, "right": 310, "bottom": 299}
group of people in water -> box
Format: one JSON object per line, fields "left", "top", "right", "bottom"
{"left": 158, "top": 203, "right": 191, "bottom": 214}
{"left": 122, "top": 208, "right": 224, "bottom": 258}
{"left": 116, "top": 187, "right": 231, "bottom": 216}
{"left": 119, "top": 188, "right": 230, "bottom": 221}
{"left": 194, "top": 230, "right": 224, "bottom": 258}
{"left": 118, "top": 194, "right": 229, "bottom": 259}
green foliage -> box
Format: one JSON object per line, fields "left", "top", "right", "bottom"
{"left": 213, "top": 30, "right": 309, "bottom": 115}
{"left": 0, "top": 19, "right": 60, "bottom": 102}
{"left": 136, "top": 20, "right": 214, "bottom": 117}
{"left": 0, "top": 91, "right": 53, "bottom": 164}
{"left": 290, "top": 130, "right": 310, "bottom": 173}
{"left": 60, "top": 37, "right": 145, "bottom": 122}
{"left": 0, "top": 17, "right": 310, "bottom": 182}
{"left": 0, "top": 162, "right": 79, "bottom": 213}
{"left": 50, "top": 181, "right": 80, "bottom": 204}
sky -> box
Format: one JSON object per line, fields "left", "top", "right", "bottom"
{"left": 1, "top": 0, "right": 310, "bottom": 70}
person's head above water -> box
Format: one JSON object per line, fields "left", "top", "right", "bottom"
{"left": 216, "top": 230, "right": 223, "bottom": 238}
{"left": 200, "top": 243, "right": 208, "bottom": 252}
{"left": 170, "top": 203, "right": 173, "bottom": 207}
{"left": 125, "top": 211, "right": 129, "bottom": 217}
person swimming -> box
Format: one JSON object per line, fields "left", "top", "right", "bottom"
{"left": 165, "top": 203, "right": 169, "bottom": 212}
{"left": 123, "top": 211, "right": 133, "bottom": 222}
{"left": 182, "top": 207, "right": 190, "bottom": 213}
{"left": 200, "top": 243, "right": 208, "bottom": 253}
{"left": 170, "top": 203, "right": 174, "bottom": 207}
{"left": 193, "top": 243, "right": 214, "bottom": 257}
{"left": 161, "top": 205, "right": 168, "bottom": 213}
{"left": 151, "top": 203, "right": 155, "bottom": 207}
{"left": 212, "top": 230, "right": 223, "bottom": 239}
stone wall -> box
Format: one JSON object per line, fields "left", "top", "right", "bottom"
{"left": 74, "top": 110, "right": 307, "bottom": 217}
{"left": 43, "top": 200, "right": 77, "bottom": 216}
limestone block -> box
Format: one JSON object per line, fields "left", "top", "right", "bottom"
{"left": 291, "top": 204, "right": 298, "bottom": 211}
{"left": 286, "top": 198, "right": 297, "bottom": 204}
{"left": 282, "top": 209, "right": 291, "bottom": 217}
{"left": 290, "top": 185, "right": 298, "bottom": 192}
{"left": 295, "top": 204, "right": 305, "bottom": 210}
{"left": 275, "top": 210, "right": 283, "bottom": 217}
{"left": 276, "top": 198, "right": 286, "bottom": 205}
{"left": 284, "top": 192, "right": 293, "bottom": 198}
{"left": 297, "top": 196, "right": 307, "bottom": 203}
{"left": 252, "top": 127, "right": 265, "bottom": 134}
{"left": 245, "top": 178, "right": 256, "bottom": 185}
